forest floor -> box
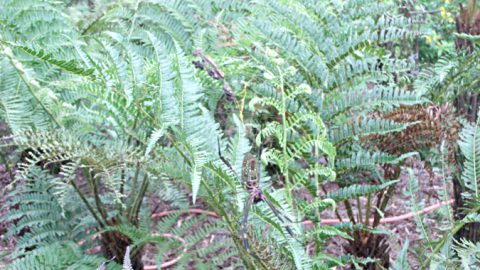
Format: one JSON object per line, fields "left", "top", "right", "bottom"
{"left": 0, "top": 164, "right": 16, "bottom": 267}
{"left": 321, "top": 157, "right": 453, "bottom": 269}
{"left": 0, "top": 157, "right": 452, "bottom": 269}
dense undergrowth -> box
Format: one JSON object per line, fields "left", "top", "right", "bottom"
{"left": 0, "top": 0, "right": 479, "bottom": 269}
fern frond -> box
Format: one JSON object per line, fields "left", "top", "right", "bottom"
{"left": 459, "top": 117, "right": 480, "bottom": 199}
{"left": 336, "top": 151, "right": 416, "bottom": 173}
{"left": 5, "top": 241, "right": 110, "bottom": 270}
{"left": 122, "top": 246, "right": 133, "bottom": 270}
{"left": 326, "top": 180, "right": 399, "bottom": 202}
{"left": 322, "top": 87, "right": 426, "bottom": 120}
{"left": 329, "top": 117, "right": 415, "bottom": 145}
{"left": 0, "top": 40, "right": 95, "bottom": 77}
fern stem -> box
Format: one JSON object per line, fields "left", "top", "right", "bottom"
{"left": 365, "top": 194, "right": 372, "bottom": 227}
{"left": 84, "top": 167, "right": 109, "bottom": 223}
{"left": 127, "top": 0, "right": 140, "bottom": 40}
{"left": 165, "top": 130, "right": 192, "bottom": 167}
{"left": 440, "top": 142, "right": 454, "bottom": 226}
{"left": 239, "top": 81, "right": 249, "bottom": 128}
{"left": 357, "top": 197, "right": 363, "bottom": 224}
{"left": 344, "top": 200, "right": 357, "bottom": 224}
{"left": 373, "top": 184, "right": 396, "bottom": 228}
{"left": 130, "top": 174, "right": 149, "bottom": 225}
{"left": 126, "top": 162, "right": 141, "bottom": 219}
{"left": 121, "top": 112, "right": 141, "bottom": 206}
{"left": 314, "top": 140, "right": 322, "bottom": 222}
{"left": 277, "top": 67, "right": 291, "bottom": 202}
{"left": 128, "top": 114, "right": 140, "bottom": 145}
{"left": 344, "top": 199, "right": 362, "bottom": 242}
{"left": 81, "top": 12, "right": 102, "bottom": 35}
{"left": 71, "top": 179, "right": 106, "bottom": 227}
{"left": 118, "top": 168, "right": 126, "bottom": 212}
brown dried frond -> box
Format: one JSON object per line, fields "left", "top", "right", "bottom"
{"left": 362, "top": 104, "right": 461, "bottom": 161}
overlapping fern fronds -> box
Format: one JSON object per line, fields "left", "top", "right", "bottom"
{"left": 0, "top": 0, "right": 450, "bottom": 269}
{"left": 1, "top": 167, "right": 115, "bottom": 270}
{"left": 235, "top": 0, "right": 415, "bottom": 91}
{"left": 219, "top": 0, "right": 426, "bottom": 267}
{"left": 415, "top": 49, "right": 480, "bottom": 105}
{"left": 105, "top": 213, "right": 241, "bottom": 269}
{"left": 0, "top": 0, "right": 244, "bottom": 268}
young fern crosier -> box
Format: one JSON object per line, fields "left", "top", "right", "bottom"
{"left": 254, "top": 75, "right": 336, "bottom": 195}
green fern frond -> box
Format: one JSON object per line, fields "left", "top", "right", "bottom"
{"left": 329, "top": 117, "right": 416, "bottom": 145}
{"left": 307, "top": 225, "right": 352, "bottom": 240}
{"left": 336, "top": 150, "right": 416, "bottom": 173}
{"left": 326, "top": 180, "right": 399, "bottom": 202}
{"left": 0, "top": 41, "right": 95, "bottom": 77}
{"left": 459, "top": 117, "right": 480, "bottom": 199}
{"left": 6, "top": 241, "right": 116, "bottom": 270}
{"left": 322, "top": 87, "right": 426, "bottom": 120}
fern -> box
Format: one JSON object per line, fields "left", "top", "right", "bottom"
{"left": 2, "top": 167, "right": 115, "bottom": 269}
{"left": 322, "top": 87, "right": 426, "bottom": 120}
{"left": 0, "top": 40, "right": 95, "bottom": 77}
{"left": 459, "top": 117, "right": 480, "bottom": 199}
{"left": 415, "top": 49, "right": 480, "bottom": 105}
{"left": 326, "top": 180, "right": 399, "bottom": 202}
{"left": 122, "top": 246, "right": 133, "bottom": 270}
{"left": 0, "top": 0, "right": 442, "bottom": 269}
{"left": 220, "top": 1, "right": 424, "bottom": 268}
{"left": 6, "top": 241, "right": 118, "bottom": 270}
{"left": 235, "top": 0, "right": 415, "bottom": 91}
{"left": 107, "top": 213, "right": 240, "bottom": 269}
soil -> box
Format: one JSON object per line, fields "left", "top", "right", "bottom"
{"left": 0, "top": 156, "right": 453, "bottom": 269}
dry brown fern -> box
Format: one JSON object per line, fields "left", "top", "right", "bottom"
{"left": 362, "top": 103, "right": 461, "bottom": 160}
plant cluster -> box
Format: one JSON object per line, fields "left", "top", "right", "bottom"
{"left": 0, "top": 0, "right": 480, "bottom": 269}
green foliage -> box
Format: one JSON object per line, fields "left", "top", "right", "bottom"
{"left": 6, "top": 241, "right": 118, "bottom": 270}
{"left": 452, "top": 238, "right": 480, "bottom": 269}
{"left": 459, "top": 116, "right": 480, "bottom": 199}
{"left": 0, "top": 0, "right": 460, "bottom": 269}
{"left": 234, "top": 0, "right": 415, "bottom": 91}
{"left": 106, "top": 213, "right": 241, "bottom": 269}
{"left": 418, "top": 113, "right": 480, "bottom": 269}
{"left": 0, "top": 0, "right": 241, "bottom": 268}
{"left": 2, "top": 167, "right": 119, "bottom": 270}
{"left": 326, "top": 180, "right": 399, "bottom": 202}
{"left": 391, "top": 240, "right": 412, "bottom": 270}
{"left": 215, "top": 0, "right": 425, "bottom": 267}
{"left": 415, "top": 49, "right": 480, "bottom": 104}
